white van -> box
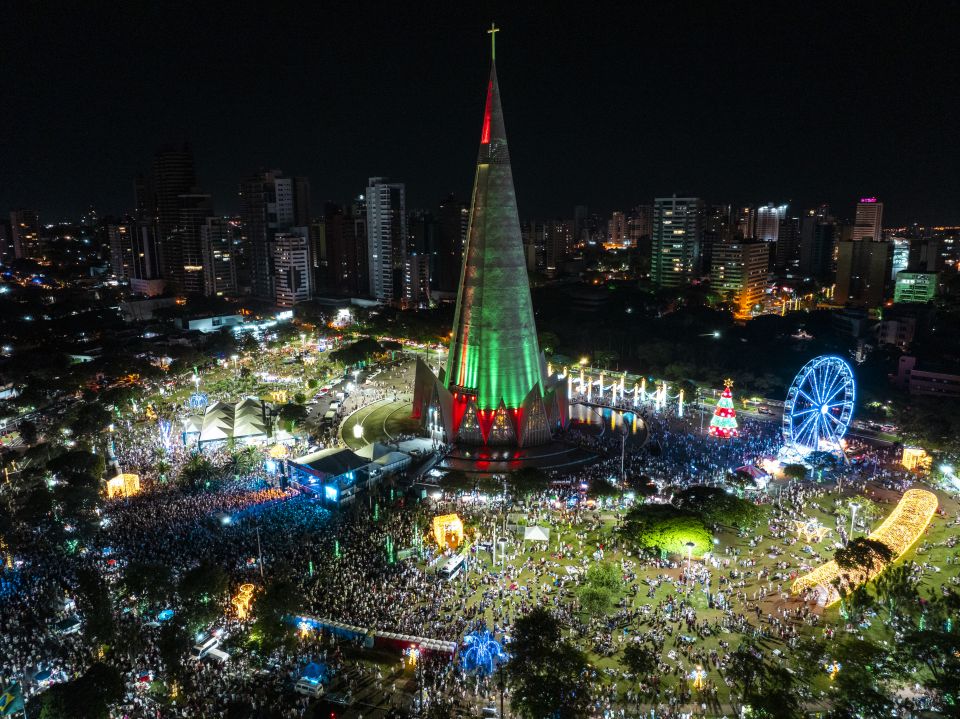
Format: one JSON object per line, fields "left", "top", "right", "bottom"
{"left": 294, "top": 677, "right": 325, "bottom": 697}
{"left": 206, "top": 647, "right": 230, "bottom": 664}
{"left": 189, "top": 635, "right": 219, "bottom": 660}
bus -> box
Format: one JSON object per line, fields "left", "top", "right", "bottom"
{"left": 439, "top": 553, "right": 466, "bottom": 581}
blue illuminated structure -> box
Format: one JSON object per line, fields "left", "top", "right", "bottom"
{"left": 158, "top": 419, "right": 173, "bottom": 450}
{"left": 782, "top": 355, "right": 855, "bottom": 456}
{"left": 189, "top": 392, "right": 209, "bottom": 409}
{"left": 461, "top": 626, "right": 508, "bottom": 676}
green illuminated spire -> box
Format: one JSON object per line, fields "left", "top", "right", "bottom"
{"left": 446, "top": 38, "right": 544, "bottom": 411}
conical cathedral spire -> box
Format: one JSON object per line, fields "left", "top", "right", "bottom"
{"left": 445, "top": 30, "right": 544, "bottom": 421}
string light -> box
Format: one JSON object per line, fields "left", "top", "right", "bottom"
{"left": 791, "top": 489, "right": 938, "bottom": 604}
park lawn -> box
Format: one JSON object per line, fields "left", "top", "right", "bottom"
{"left": 427, "top": 485, "right": 958, "bottom": 711}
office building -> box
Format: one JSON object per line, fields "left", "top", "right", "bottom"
{"left": 711, "top": 240, "right": 769, "bottom": 318}
{"left": 200, "top": 217, "right": 238, "bottom": 297}
{"left": 891, "top": 237, "right": 910, "bottom": 279}
{"left": 650, "top": 196, "right": 703, "bottom": 287}
{"left": 239, "top": 170, "right": 311, "bottom": 302}
{"left": 366, "top": 177, "right": 407, "bottom": 303}
{"left": 273, "top": 230, "right": 312, "bottom": 306}
{"left": 544, "top": 219, "right": 575, "bottom": 272}
{"left": 894, "top": 271, "right": 938, "bottom": 304}
{"left": 835, "top": 238, "right": 892, "bottom": 307}
{"left": 897, "top": 356, "right": 960, "bottom": 398}
{"left": 0, "top": 221, "right": 12, "bottom": 263}
{"left": 10, "top": 209, "right": 42, "bottom": 260}
{"left": 852, "top": 197, "right": 883, "bottom": 241}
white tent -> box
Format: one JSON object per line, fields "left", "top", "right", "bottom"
{"left": 523, "top": 526, "right": 551, "bottom": 542}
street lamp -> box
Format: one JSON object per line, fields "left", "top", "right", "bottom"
{"left": 848, "top": 503, "right": 860, "bottom": 545}
{"left": 685, "top": 541, "right": 695, "bottom": 570}
{"left": 231, "top": 354, "right": 239, "bottom": 373}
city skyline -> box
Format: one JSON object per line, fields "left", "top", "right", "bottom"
{"left": 4, "top": 3, "right": 959, "bottom": 224}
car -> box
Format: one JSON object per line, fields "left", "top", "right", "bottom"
{"left": 53, "top": 616, "right": 82, "bottom": 635}
{"left": 205, "top": 647, "right": 230, "bottom": 664}
{"left": 481, "top": 706, "right": 500, "bottom": 718}
{"left": 757, "top": 406, "right": 773, "bottom": 415}
{"left": 294, "top": 677, "right": 325, "bottom": 698}
{"left": 189, "top": 635, "right": 219, "bottom": 661}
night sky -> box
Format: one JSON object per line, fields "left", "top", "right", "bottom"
{"left": 4, "top": 1, "right": 959, "bottom": 225}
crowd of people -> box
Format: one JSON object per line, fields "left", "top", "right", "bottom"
{"left": 1, "top": 352, "right": 955, "bottom": 718}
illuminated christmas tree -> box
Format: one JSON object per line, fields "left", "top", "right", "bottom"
{"left": 708, "top": 379, "right": 739, "bottom": 438}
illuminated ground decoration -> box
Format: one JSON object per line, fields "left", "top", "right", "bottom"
{"left": 791, "top": 489, "right": 938, "bottom": 604}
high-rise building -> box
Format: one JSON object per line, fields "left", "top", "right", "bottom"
{"left": 607, "top": 211, "right": 627, "bottom": 249}
{"left": 171, "top": 193, "right": 213, "bottom": 295}
{"left": 650, "top": 196, "right": 703, "bottom": 287}
{"left": 131, "top": 222, "right": 162, "bottom": 280}
{"left": 711, "top": 240, "right": 769, "bottom": 318}
{"left": 908, "top": 238, "right": 940, "bottom": 272}
{"left": 403, "top": 253, "right": 431, "bottom": 308}
{"left": 799, "top": 206, "right": 836, "bottom": 280}
{"left": 835, "top": 238, "right": 892, "bottom": 307}
{"left": 273, "top": 230, "right": 312, "bottom": 307}
{"left": 366, "top": 177, "right": 407, "bottom": 303}
{"left": 891, "top": 237, "right": 910, "bottom": 280}
{"left": 755, "top": 204, "right": 787, "bottom": 242}
{"left": 108, "top": 223, "right": 135, "bottom": 278}
{"left": 152, "top": 145, "right": 196, "bottom": 237}
{"left": 413, "top": 48, "right": 567, "bottom": 448}
{"left": 775, "top": 215, "right": 801, "bottom": 271}
{"left": 735, "top": 206, "right": 755, "bottom": 240}
{"left": 323, "top": 200, "right": 368, "bottom": 297}
{"left": 435, "top": 194, "right": 469, "bottom": 293}
{"left": 852, "top": 197, "right": 883, "bottom": 241}
{"left": 200, "top": 217, "right": 238, "bottom": 297}
{"left": 239, "top": 170, "right": 311, "bottom": 301}
{"left": 0, "top": 220, "right": 13, "bottom": 264}
{"left": 701, "top": 204, "right": 732, "bottom": 274}
{"left": 544, "top": 219, "right": 574, "bottom": 272}
{"left": 10, "top": 209, "right": 41, "bottom": 260}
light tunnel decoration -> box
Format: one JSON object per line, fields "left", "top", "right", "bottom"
{"left": 432, "top": 514, "right": 464, "bottom": 550}
{"left": 791, "top": 488, "right": 938, "bottom": 605}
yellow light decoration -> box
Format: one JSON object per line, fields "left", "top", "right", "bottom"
{"left": 106, "top": 473, "right": 141, "bottom": 499}
{"left": 268, "top": 444, "right": 289, "bottom": 459}
{"left": 432, "top": 514, "right": 464, "bottom": 550}
{"left": 270, "top": 390, "right": 288, "bottom": 404}
{"left": 901, "top": 447, "right": 932, "bottom": 472}
{"left": 298, "top": 621, "right": 312, "bottom": 639}
{"left": 791, "top": 489, "right": 938, "bottom": 604}
{"left": 232, "top": 583, "right": 256, "bottom": 620}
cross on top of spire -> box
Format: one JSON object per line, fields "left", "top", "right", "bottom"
{"left": 488, "top": 23, "right": 499, "bottom": 60}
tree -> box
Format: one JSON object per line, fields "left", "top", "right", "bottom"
{"left": 621, "top": 504, "right": 713, "bottom": 556}
{"left": 782, "top": 463, "right": 807, "bottom": 481}
{"left": 74, "top": 567, "right": 114, "bottom": 643}
{"left": 577, "top": 562, "right": 623, "bottom": 617}
{"left": 622, "top": 641, "right": 658, "bottom": 679}
{"left": 17, "top": 419, "right": 38, "bottom": 445}
{"left": 873, "top": 563, "right": 919, "bottom": 622}
{"left": 834, "top": 537, "right": 893, "bottom": 575}
{"left": 586, "top": 478, "right": 619, "bottom": 499}
{"left": 827, "top": 638, "right": 897, "bottom": 719}
{"left": 179, "top": 561, "right": 230, "bottom": 607}
{"left": 440, "top": 469, "right": 475, "bottom": 495}
{"left": 277, "top": 402, "right": 308, "bottom": 431}
{"left": 708, "top": 379, "right": 739, "bottom": 438}
{"left": 577, "top": 585, "right": 613, "bottom": 616}
{"left": 511, "top": 467, "right": 551, "bottom": 500}
{"left": 506, "top": 608, "right": 592, "bottom": 719}
{"left": 673, "top": 485, "right": 762, "bottom": 530}
{"left": 122, "top": 561, "right": 173, "bottom": 606}
{"left": 69, "top": 402, "right": 113, "bottom": 437}
{"left": 726, "top": 640, "right": 801, "bottom": 719}
{"left": 178, "top": 452, "right": 220, "bottom": 491}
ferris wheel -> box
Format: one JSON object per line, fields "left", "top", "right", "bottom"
{"left": 782, "top": 355, "right": 855, "bottom": 457}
